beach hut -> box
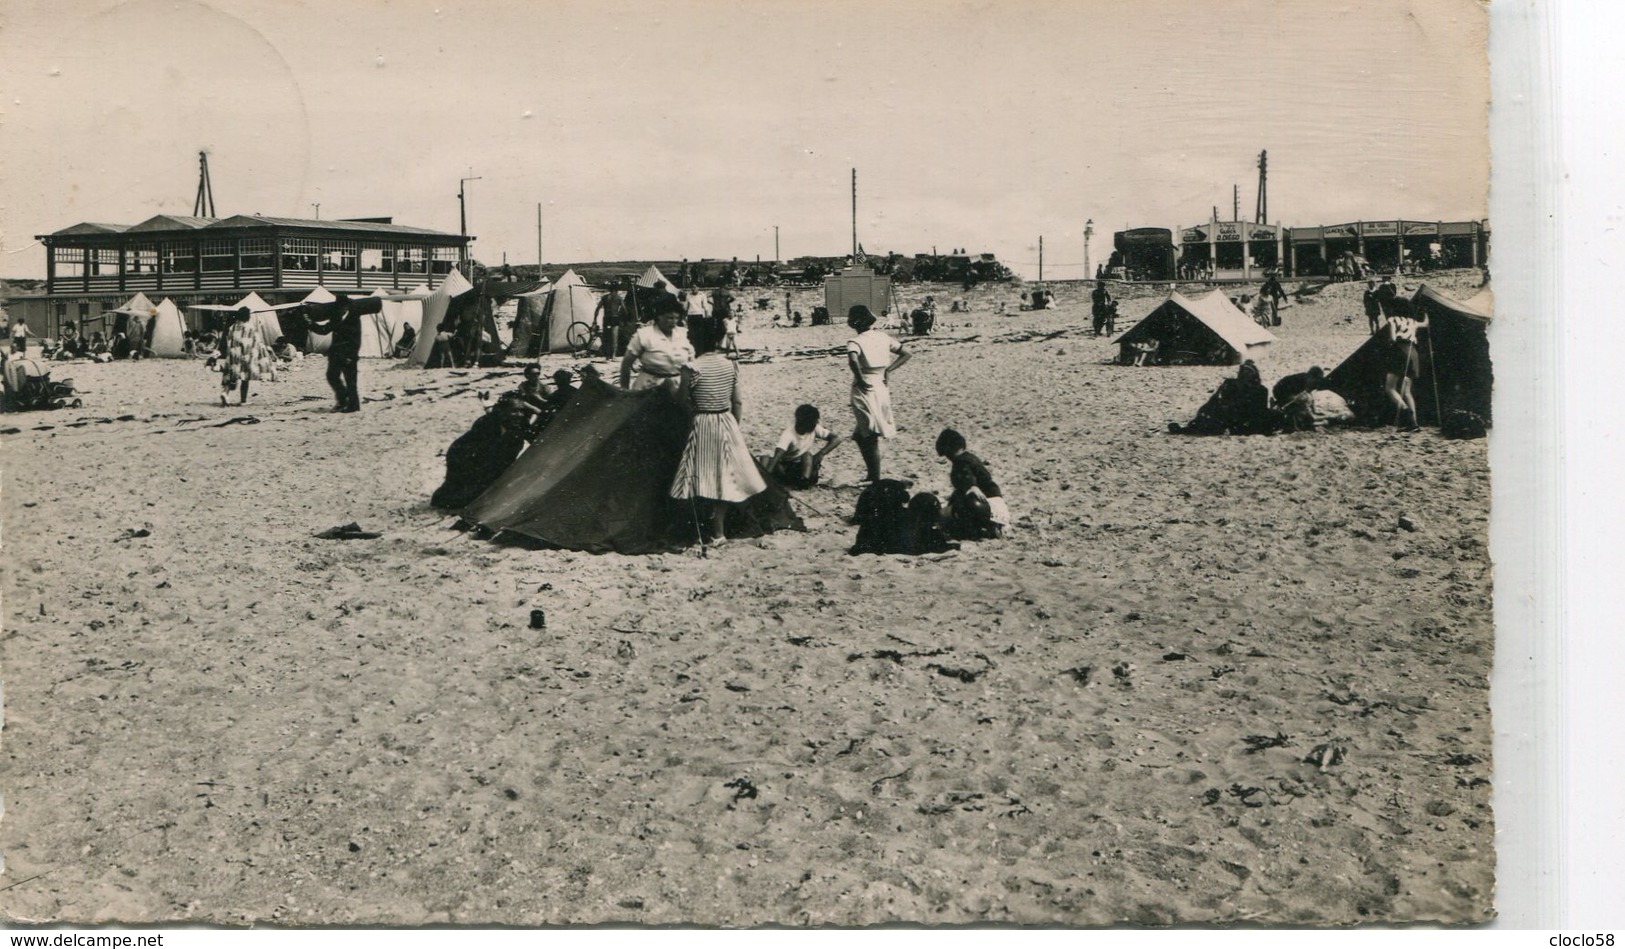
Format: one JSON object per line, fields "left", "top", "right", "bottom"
{"left": 1115, "top": 290, "right": 1275, "bottom": 365}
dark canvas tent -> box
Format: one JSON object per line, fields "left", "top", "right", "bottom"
{"left": 1115, "top": 290, "right": 1275, "bottom": 365}
{"left": 459, "top": 379, "right": 803, "bottom": 553}
{"left": 1325, "top": 284, "right": 1492, "bottom": 425}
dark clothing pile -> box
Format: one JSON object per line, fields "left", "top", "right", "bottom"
{"left": 849, "top": 479, "right": 958, "bottom": 556}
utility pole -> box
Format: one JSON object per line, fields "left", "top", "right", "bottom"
{"left": 457, "top": 172, "right": 482, "bottom": 276}
{"left": 536, "top": 203, "right": 543, "bottom": 278}
{"left": 1084, "top": 218, "right": 1094, "bottom": 280}
{"left": 1038, "top": 235, "right": 1044, "bottom": 281}
{"left": 193, "top": 151, "right": 215, "bottom": 218}
{"left": 458, "top": 173, "right": 483, "bottom": 239}
{"left": 311, "top": 203, "right": 320, "bottom": 220}
{"left": 1232, "top": 184, "right": 1240, "bottom": 222}
{"left": 1255, "top": 149, "right": 1269, "bottom": 225}
{"left": 851, "top": 168, "right": 858, "bottom": 259}
{"left": 774, "top": 226, "right": 780, "bottom": 264}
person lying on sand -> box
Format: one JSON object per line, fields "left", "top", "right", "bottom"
{"left": 1272, "top": 365, "right": 1326, "bottom": 407}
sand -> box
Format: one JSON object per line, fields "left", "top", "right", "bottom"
{"left": 0, "top": 273, "right": 1494, "bottom": 926}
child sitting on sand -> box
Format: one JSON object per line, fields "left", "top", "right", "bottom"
{"left": 935, "top": 428, "right": 1010, "bottom": 537}
{"left": 766, "top": 404, "right": 843, "bottom": 489}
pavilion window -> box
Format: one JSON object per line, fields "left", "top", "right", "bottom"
{"left": 161, "top": 242, "right": 197, "bottom": 274}
{"left": 360, "top": 246, "right": 392, "bottom": 272}
{"left": 430, "top": 247, "right": 459, "bottom": 275}
{"left": 55, "top": 247, "right": 86, "bottom": 278}
{"left": 240, "top": 238, "right": 274, "bottom": 270}
{"left": 280, "top": 237, "right": 320, "bottom": 272}
{"left": 90, "top": 248, "right": 121, "bottom": 276}
{"left": 201, "top": 239, "right": 234, "bottom": 272}
{"left": 323, "top": 240, "right": 358, "bottom": 273}
{"left": 127, "top": 244, "right": 159, "bottom": 274}
{"left": 399, "top": 247, "right": 427, "bottom": 274}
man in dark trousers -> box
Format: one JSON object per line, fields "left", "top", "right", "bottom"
{"left": 307, "top": 299, "right": 363, "bottom": 413}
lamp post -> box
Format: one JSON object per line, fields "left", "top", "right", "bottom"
{"left": 1084, "top": 219, "right": 1094, "bottom": 279}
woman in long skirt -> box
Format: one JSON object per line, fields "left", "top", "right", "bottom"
{"left": 220, "top": 307, "right": 275, "bottom": 406}
{"left": 670, "top": 315, "right": 766, "bottom": 545}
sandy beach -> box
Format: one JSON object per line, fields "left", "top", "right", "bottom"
{"left": 0, "top": 273, "right": 1493, "bottom": 925}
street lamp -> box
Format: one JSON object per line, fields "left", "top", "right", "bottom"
{"left": 1084, "top": 219, "right": 1094, "bottom": 279}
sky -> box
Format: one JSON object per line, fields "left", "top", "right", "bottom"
{"left": 0, "top": 0, "right": 1489, "bottom": 279}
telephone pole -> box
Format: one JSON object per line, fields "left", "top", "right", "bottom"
{"left": 774, "top": 225, "right": 780, "bottom": 263}
{"left": 192, "top": 151, "right": 215, "bottom": 218}
{"left": 851, "top": 168, "right": 858, "bottom": 258}
{"left": 458, "top": 173, "right": 482, "bottom": 238}
{"left": 1255, "top": 149, "right": 1269, "bottom": 225}
{"left": 1038, "top": 235, "right": 1044, "bottom": 281}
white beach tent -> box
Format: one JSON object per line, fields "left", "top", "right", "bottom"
{"left": 302, "top": 287, "right": 340, "bottom": 354}
{"left": 235, "top": 292, "right": 285, "bottom": 349}
{"left": 406, "top": 270, "right": 475, "bottom": 367}
{"left": 516, "top": 269, "right": 601, "bottom": 355}
{"left": 110, "top": 292, "right": 158, "bottom": 319}
{"left": 147, "top": 299, "right": 188, "bottom": 357}
{"left": 304, "top": 287, "right": 395, "bottom": 358}
{"left": 637, "top": 265, "right": 677, "bottom": 293}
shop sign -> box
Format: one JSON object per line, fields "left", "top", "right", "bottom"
{"left": 1361, "top": 221, "right": 1399, "bottom": 237}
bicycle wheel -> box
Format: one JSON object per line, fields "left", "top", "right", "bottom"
{"left": 565, "top": 321, "right": 595, "bottom": 355}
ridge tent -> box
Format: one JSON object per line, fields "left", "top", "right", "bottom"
{"left": 509, "top": 279, "right": 553, "bottom": 358}
{"left": 110, "top": 292, "right": 157, "bottom": 318}
{"left": 459, "top": 379, "right": 803, "bottom": 553}
{"left": 109, "top": 292, "right": 158, "bottom": 341}
{"left": 1115, "top": 290, "right": 1275, "bottom": 365}
{"left": 303, "top": 292, "right": 395, "bottom": 358}
{"left": 511, "top": 270, "right": 599, "bottom": 357}
{"left": 147, "top": 299, "right": 187, "bottom": 357}
{"left": 235, "top": 292, "right": 285, "bottom": 349}
{"left": 1325, "top": 283, "right": 1493, "bottom": 426}
{"left": 301, "top": 287, "right": 341, "bottom": 354}
{"left": 638, "top": 265, "right": 677, "bottom": 294}
{"left": 407, "top": 270, "right": 475, "bottom": 367}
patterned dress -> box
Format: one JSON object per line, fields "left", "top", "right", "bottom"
{"left": 221, "top": 318, "right": 275, "bottom": 388}
{"left": 670, "top": 353, "right": 767, "bottom": 503}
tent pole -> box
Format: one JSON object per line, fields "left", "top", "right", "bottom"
{"left": 1424, "top": 329, "right": 1443, "bottom": 427}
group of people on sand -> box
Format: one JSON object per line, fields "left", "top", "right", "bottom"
{"left": 1171, "top": 283, "right": 1431, "bottom": 435}
{"left": 586, "top": 295, "right": 1011, "bottom": 548}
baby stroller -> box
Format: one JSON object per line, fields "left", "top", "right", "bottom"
{"left": 2, "top": 356, "right": 82, "bottom": 412}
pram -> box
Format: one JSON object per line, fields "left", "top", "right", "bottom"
{"left": 2, "top": 356, "right": 82, "bottom": 412}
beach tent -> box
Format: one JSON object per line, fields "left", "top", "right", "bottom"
{"left": 234, "top": 292, "right": 286, "bottom": 349}
{"left": 407, "top": 270, "right": 475, "bottom": 367}
{"left": 302, "top": 287, "right": 341, "bottom": 354}
{"left": 459, "top": 379, "right": 803, "bottom": 553}
{"left": 637, "top": 265, "right": 677, "bottom": 294}
{"left": 509, "top": 279, "right": 553, "bottom": 358}
{"left": 110, "top": 292, "right": 157, "bottom": 318}
{"left": 511, "top": 270, "right": 600, "bottom": 357}
{"left": 107, "top": 292, "right": 159, "bottom": 343}
{"left": 1115, "top": 290, "right": 1275, "bottom": 365}
{"left": 147, "top": 299, "right": 188, "bottom": 357}
{"left": 1326, "top": 283, "right": 1493, "bottom": 426}
{"left": 303, "top": 289, "right": 397, "bottom": 358}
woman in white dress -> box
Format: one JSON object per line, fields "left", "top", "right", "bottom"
{"left": 670, "top": 316, "right": 766, "bottom": 545}
{"left": 845, "top": 304, "right": 911, "bottom": 482}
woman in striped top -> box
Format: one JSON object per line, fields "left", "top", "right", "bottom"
{"left": 670, "top": 315, "right": 767, "bottom": 545}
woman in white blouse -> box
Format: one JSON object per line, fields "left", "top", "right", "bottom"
{"left": 618, "top": 298, "right": 694, "bottom": 394}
